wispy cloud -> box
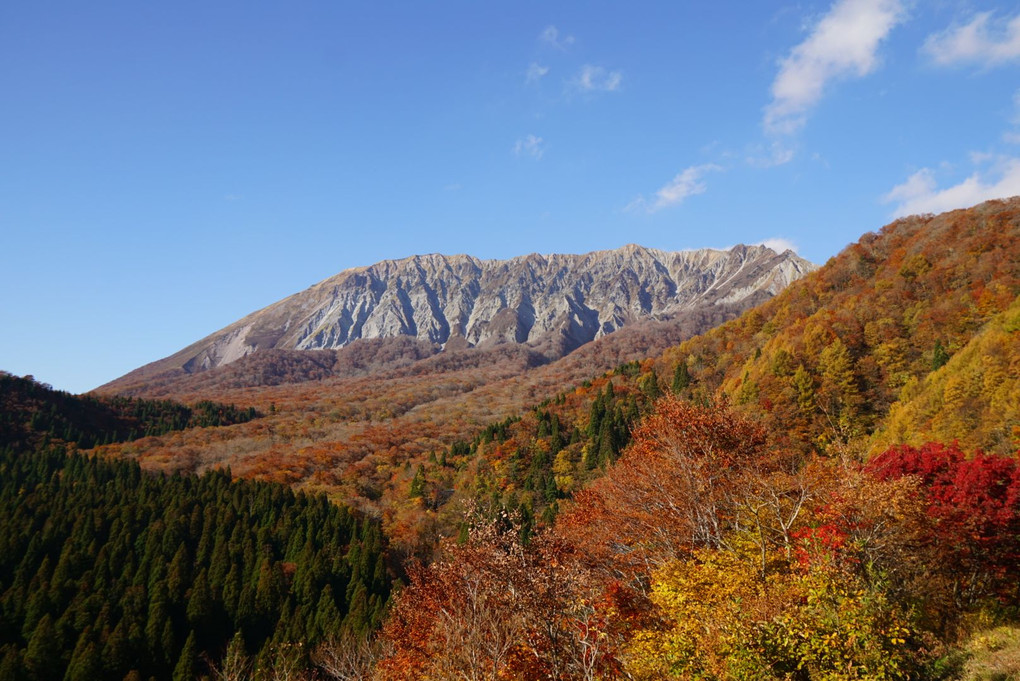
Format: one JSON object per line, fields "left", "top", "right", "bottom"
{"left": 765, "top": 0, "right": 907, "bottom": 135}
{"left": 540, "top": 25, "right": 575, "bottom": 51}
{"left": 746, "top": 141, "right": 797, "bottom": 167}
{"left": 882, "top": 157, "right": 1020, "bottom": 218}
{"left": 574, "top": 64, "right": 623, "bottom": 93}
{"left": 923, "top": 11, "right": 1020, "bottom": 67}
{"left": 756, "top": 237, "right": 800, "bottom": 254}
{"left": 628, "top": 164, "right": 722, "bottom": 212}
{"left": 525, "top": 62, "right": 550, "bottom": 84}
{"left": 513, "top": 134, "right": 545, "bottom": 160}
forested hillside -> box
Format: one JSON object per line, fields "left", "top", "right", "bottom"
{"left": 0, "top": 372, "right": 258, "bottom": 451}
{"left": 381, "top": 397, "right": 1020, "bottom": 679}
{"left": 654, "top": 197, "right": 1020, "bottom": 455}
{"left": 0, "top": 379, "right": 393, "bottom": 681}
{"left": 873, "top": 293, "right": 1020, "bottom": 453}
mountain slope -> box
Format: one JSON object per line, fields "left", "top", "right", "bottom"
{"left": 872, "top": 294, "right": 1020, "bottom": 454}
{"left": 101, "top": 244, "right": 814, "bottom": 393}
{"left": 651, "top": 197, "right": 1020, "bottom": 454}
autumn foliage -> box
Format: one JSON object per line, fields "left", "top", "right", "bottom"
{"left": 867, "top": 442, "right": 1020, "bottom": 605}
{"left": 558, "top": 396, "right": 772, "bottom": 574}
{"left": 379, "top": 511, "right": 626, "bottom": 680}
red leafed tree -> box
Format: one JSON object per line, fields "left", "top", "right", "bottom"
{"left": 377, "top": 511, "right": 626, "bottom": 680}
{"left": 866, "top": 442, "right": 1020, "bottom": 604}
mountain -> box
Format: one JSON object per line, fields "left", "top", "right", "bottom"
{"left": 101, "top": 244, "right": 814, "bottom": 393}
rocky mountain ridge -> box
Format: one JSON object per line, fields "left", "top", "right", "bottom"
{"left": 104, "top": 243, "right": 815, "bottom": 390}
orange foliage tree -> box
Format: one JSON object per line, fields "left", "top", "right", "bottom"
{"left": 378, "top": 510, "right": 627, "bottom": 680}
{"left": 558, "top": 395, "right": 778, "bottom": 578}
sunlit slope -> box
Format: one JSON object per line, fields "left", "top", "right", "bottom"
{"left": 872, "top": 294, "right": 1020, "bottom": 454}
{"left": 654, "top": 197, "right": 1020, "bottom": 453}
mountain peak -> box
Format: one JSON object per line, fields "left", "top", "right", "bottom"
{"left": 102, "top": 244, "right": 816, "bottom": 391}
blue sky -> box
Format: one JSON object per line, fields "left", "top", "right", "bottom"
{"left": 2, "top": 0, "right": 1019, "bottom": 393}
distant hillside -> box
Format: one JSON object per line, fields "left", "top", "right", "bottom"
{"left": 101, "top": 244, "right": 814, "bottom": 394}
{"left": 0, "top": 372, "right": 259, "bottom": 451}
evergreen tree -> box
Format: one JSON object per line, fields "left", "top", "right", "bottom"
{"left": 64, "top": 629, "right": 101, "bottom": 681}
{"left": 671, "top": 360, "right": 691, "bottom": 393}
{"left": 408, "top": 465, "right": 426, "bottom": 499}
{"left": 24, "top": 614, "right": 60, "bottom": 681}
{"left": 0, "top": 646, "right": 23, "bottom": 681}
{"left": 171, "top": 631, "right": 197, "bottom": 681}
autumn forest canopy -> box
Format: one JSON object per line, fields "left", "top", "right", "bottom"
{"left": 2, "top": 198, "right": 1020, "bottom": 679}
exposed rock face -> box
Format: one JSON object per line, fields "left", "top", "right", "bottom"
{"left": 115, "top": 244, "right": 816, "bottom": 380}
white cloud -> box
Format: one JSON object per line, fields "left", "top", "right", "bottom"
{"left": 756, "top": 237, "right": 800, "bottom": 254}
{"left": 882, "top": 158, "right": 1020, "bottom": 218}
{"left": 923, "top": 11, "right": 1020, "bottom": 67}
{"left": 513, "top": 134, "right": 545, "bottom": 160}
{"left": 540, "top": 25, "right": 575, "bottom": 50}
{"left": 746, "top": 141, "right": 796, "bottom": 167}
{"left": 629, "top": 164, "right": 722, "bottom": 212}
{"left": 574, "top": 64, "right": 623, "bottom": 92}
{"left": 765, "top": 0, "right": 907, "bottom": 135}
{"left": 525, "top": 62, "right": 550, "bottom": 84}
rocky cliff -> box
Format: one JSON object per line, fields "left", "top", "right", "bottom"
{"left": 105, "top": 244, "right": 815, "bottom": 389}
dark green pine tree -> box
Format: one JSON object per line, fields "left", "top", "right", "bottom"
{"left": 165, "top": 544, "right": 190, "bottom": 603}
{"left": 144, "top": 581, "right": 169, "bottom": 661}
{"left": 24, "top": 614, "right": 60, "bottom": 681}
{"left": 254, "top": 559, "right": 284, "bottom": 619}
{"left": 160, "top": 620, "right": 177, "bottom": 670}
{"left": 639, "top": 371, "right": 661, "bottom": 401}
{"left": 342, "top": 584, "right": 369, "bottom": 637}
{"left": 64, "top": 628, "right": 102, "bottom": 681}
{"left": 0, "top": 646, "right": 23, "bottom": 681}
{"left": 314, "top": 586, "right": 343, "bottom": 639}
{"left": 100, "top": 619, "right": 130, "bottom": 678}
{"left": 597, "top": 419, "right": 615, "bottom": 468}
{"left": 185, "top": 569, "right": 213, "bottom": 629}
{"left": 408, "top": 465, "right": 426, "bottom": 499}
{"left": 171, "top": 631, "right": 197, "bottom": 681}
{"left": 586, "top": 392, "right": 606, "bottom": 439}
{"left": 672, "top": 360, "right": 691, "bottom": 393}
{"left": 549, "top": 414, "right": 564, "bottom": 453}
